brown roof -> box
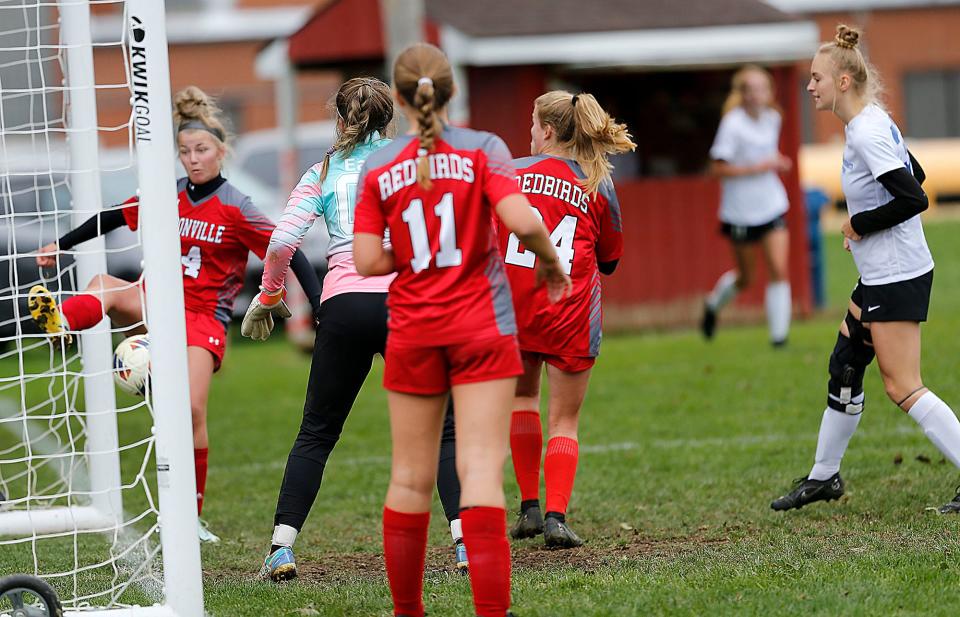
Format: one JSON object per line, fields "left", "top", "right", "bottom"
{"left": 426, "top": 0, "right": 796, "bottom": 38}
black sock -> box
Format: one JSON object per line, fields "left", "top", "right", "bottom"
{"left": 545, "top": 511, "right": 565, "bottom": 523}
{"left": 269, "top": 544, "right": 285, "bottom": 554}
{"left": 520, "top": 499, "right": 540, "bottom": 513}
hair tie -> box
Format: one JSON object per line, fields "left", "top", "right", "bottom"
{"left": 417, "top": 148, "right": 428, "bottom": 157}
{"left": 571, "top": 94, "right": 580, "bottom": 107}
{"left": 178, "top": 120, "right": 224, "bottom": 142}
{"left": 417, "top": 77, "right": 433, "bottom": 87}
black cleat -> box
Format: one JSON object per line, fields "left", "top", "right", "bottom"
{"left": 543, "top": 516, "right": 583, "bottom": 549}
{"left": 701, "top": 304, "right": 717, "bottom": 340}
{"left": 771, "top": 473, "right": 844, "bottom": 511}
{"left": 509, "top": 505, "right": 544, "bottom": 540}
{"left": 936, "top": 487, "right": 960, "bottom": 514}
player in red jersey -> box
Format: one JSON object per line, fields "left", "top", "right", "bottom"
{"left": 501, "top": 91, "right": 635, "bottom": 549}
{"left": 353, "top": 44, "right": 570, "bottom": 617}
{"left": 30, "top": 86, "right": 320, "bottom": 542}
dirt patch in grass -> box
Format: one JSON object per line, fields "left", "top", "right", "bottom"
{"left": 208, "top": 532, "right": 729, "bottom": 586}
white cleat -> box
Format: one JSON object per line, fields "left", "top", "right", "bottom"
{"left": 198, "top": 519, "right": 220, "bottom": 544}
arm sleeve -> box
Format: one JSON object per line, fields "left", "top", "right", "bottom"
{"left": 352, "top": 164, "right": 387, "bottom": 237}
{"left": 235, "top": 196, "right": 276, "bottom": 260}
{"left": 260, "top": 167, "right": 325, "bottom": 293}
{"left": 288, "top": 248, "right": 323, "bottom": 317}
{"left": 709, "top": 113, "right": 737, "bottom": 162}
{"left": 481, "top": 133, "right": 522, "bottom": 205}
{"left": 908, "top": 150, "right": 926, "bottom": 185}
{"left": 595, "top": 180, "right": 624, "bottom": 264}
{"left": 849, "top": 167, "right": 928, "bottom": 236}
{"left": 58, "top": 208, "right": 127, "bottom": 250}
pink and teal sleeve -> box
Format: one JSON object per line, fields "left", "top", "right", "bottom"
{"left": 260, "top": 166, "right": 324, "bottom": 293}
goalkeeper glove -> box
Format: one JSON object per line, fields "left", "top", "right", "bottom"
{"left": 241, "top": 287, "right": 292, "bottom": 341}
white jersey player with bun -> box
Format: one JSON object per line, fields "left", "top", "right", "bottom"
{"left": 771, "top": 24, "right": 960, "bottom": 515}
{"left": 702, "top": 65, "right": 793, "bottom": 346}
{"left": 842, "top": 103, "right": 933, "bottom": 285}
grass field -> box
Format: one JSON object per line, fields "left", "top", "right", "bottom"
{"left": 4, "top": 222, "right": 960, "bottom": 616}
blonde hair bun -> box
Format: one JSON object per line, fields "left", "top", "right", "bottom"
{"left": 835, "top": 24, "right": 860, "bottom": 49}
{"left": 172, "top": 85, "right": 228, "bottom": 144}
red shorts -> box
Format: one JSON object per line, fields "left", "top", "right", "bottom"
{"left": 185, "top": 310, "right": 227, "bottom": 371}
{"left": 521, "top": 350, "right": 595, "bottom": 374}
{"left": 384, "top": 334, "right": 523, "bottom": 395}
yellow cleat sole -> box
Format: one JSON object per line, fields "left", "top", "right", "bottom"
{"left": 28, "top": 285, "right": 70, "bottom": 342}
{"left": 270, "top": 563, "right": 297, "bottom": 582}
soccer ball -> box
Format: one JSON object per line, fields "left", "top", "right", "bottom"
{"left": 113, "top": 334, "right": 150, "bottom": 397}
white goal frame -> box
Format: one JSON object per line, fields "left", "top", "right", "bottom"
{"left": 0, "top": 1, "right": 203, "bottom": 615}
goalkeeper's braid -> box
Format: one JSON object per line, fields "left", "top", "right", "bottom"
{"left": 319, "top": 78, "right": 394, "bottom": 183}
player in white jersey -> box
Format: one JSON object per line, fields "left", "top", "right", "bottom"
{"left": 241, "top": 78, "right": 466, "bottom": 581}
{"left": 772, "top": 25, "right": 960, "bottom": 514}
{"left": 701, "top": 65, "right": 793, "bottom": 346}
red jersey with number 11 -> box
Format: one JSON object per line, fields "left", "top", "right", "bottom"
{"left": 353, "top": 126, "right": 522, "bottom": 346}
{"left": 499, "top": 155, "right": 623, "bottom": 358}
{"left": 120, "top": 177, "right": 274, "bottom": 327}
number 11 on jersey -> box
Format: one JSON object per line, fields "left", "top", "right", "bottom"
{"left": 402, "top": 192, "right": 463, "bottom": 273}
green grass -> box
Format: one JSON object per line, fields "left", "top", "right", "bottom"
{"left": 4, "top": 222, "right": 960, "bottom": 615}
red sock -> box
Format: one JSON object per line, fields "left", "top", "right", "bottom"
{"left": 383, "top": 508, "right": 430, "bottom": 617}
{"left": 544, "top": 437, "right": 579, "bottom": 515}
{"left": 461, "top": 506, "right": 511, "bottom": 617}
{"left": 194, "top": 448, "right": 208, "bottom": 515}
{"left": 509, "top": 411, "right": 542, "bottom": 503}
{"left": 60, "top": 294, "right": 103, "bottom": 331}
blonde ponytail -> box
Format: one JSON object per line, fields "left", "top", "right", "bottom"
{"left": 536, "top": 91, "right": 635, "bottom": 195}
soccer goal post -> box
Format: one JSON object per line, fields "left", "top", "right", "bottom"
{"left": 0, "top": 1, "right": 203, "bottom": 614}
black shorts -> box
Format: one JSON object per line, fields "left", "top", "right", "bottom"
{"left": 720, "top": 214, "right": 786, "bottom": 244}
{"left": 851, "top": 269, "right": 933, "bottom": 323}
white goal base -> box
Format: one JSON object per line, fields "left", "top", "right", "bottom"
{"left": 65, "top": 607, "right": 178, "bottom": 617}
{"left": 0, "top": 506, "right": 116, "bottom": 537}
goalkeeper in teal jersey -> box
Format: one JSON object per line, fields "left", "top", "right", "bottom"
{"left": 241, "top": 77, "right": 466, "bottom": 581}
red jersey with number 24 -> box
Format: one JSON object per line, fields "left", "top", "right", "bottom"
{"left": 353, "top": 126, "right": 521, "bottom": 346}
{"left": 120, "top": 178, "right": 274, "bottom": 327}
{"left": 499, "top": 155, "right": 623, "bottom": 358}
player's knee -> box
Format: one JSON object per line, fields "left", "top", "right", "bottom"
{"left": 736, "top": 270, "right": 752, "bottom": 289}
{"left": 827, "top": 315, "right": 875, "bottom": 415}
{"left": 86, "top": 273, "right": 110, "bottom": 293}
{"left": 881, "top": 376, "right": 923, "bottom": 406}
{"left": 389, "top": 470, "right": 434, "bottom": 499}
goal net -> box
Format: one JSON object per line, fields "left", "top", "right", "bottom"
{"left": 0, "top": 1, "right": 202, "bottom": 615}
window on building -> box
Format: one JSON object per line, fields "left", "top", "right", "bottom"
{"left": 554, "top": 68, "right": 732, "bottom": 178}
{"left": 904, "top": 70, "right": 960, "bottom": 138}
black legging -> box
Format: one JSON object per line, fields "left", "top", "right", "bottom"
{"left": 273, "top": 292, "right": 462, "bottom": 531}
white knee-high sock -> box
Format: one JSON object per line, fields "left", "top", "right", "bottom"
{"left": 765, "top": 281, "right": 791, "bottom": 343}
{"left": 908, "top": 391, "right": 960, "bottom": 468}
{"left": 707, "top": 269, "right": 739, "bottom": 311}
{"left": 809, "top": 405, "right": 862, "bottom": 480}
